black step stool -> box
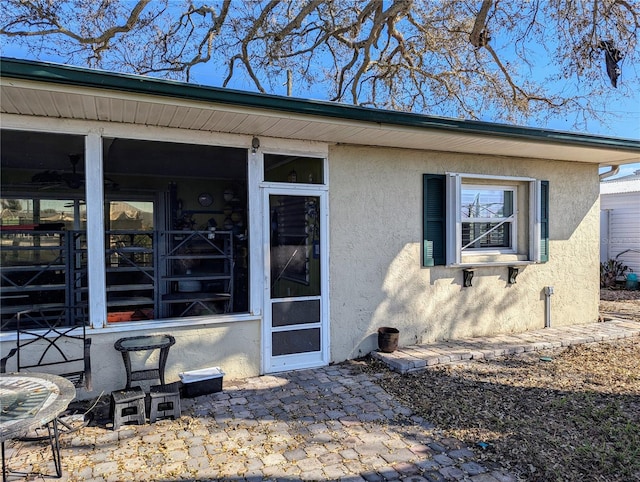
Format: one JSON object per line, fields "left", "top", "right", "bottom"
{"left": 111, "top": 387, "right": 146, "bottom": 430}
{"left": 149, "top": 382, "right": 181, "bottom": 423}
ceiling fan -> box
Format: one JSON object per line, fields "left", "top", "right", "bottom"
{"left": 30, "top": 154, "right": 118, "bottom": 190}
{"left": 31, "top": 154, "right": 83, "bottom": 189}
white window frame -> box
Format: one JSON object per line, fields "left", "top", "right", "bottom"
{"left": 446, "top": 173, "right": 543, "bottom": 266}
{"left": 460, "top": 183, "right": 517, "bottom": 254}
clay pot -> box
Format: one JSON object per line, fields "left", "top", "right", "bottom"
{"left": 377, "top": 327, "right": 400, "bottom": 353}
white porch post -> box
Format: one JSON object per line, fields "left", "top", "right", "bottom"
{"left": 85, "top": 131, "right": 107, "bottom": 328}
{"left": 248, "top": 143, "right": 264, "bottom": 318}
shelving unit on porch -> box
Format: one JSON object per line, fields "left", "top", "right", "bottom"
{"left": 1, "top": 228, "right": 236, "bottom": 325}
{"left": 0, "top": 229, "right": 88, "bottom": 328}
{"left": 105, "top": 230, "right": 157, "bottom": 322}
{"left": 160, "top": 230, "right": 234, "bottom": 317}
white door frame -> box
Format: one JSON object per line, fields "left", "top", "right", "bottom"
{"left": 262, "top": 186, "right": 329, "bottom": 373}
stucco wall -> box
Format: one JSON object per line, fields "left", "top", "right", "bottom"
{"left": 0, "top": 141, "right": 602, "bottom": 398}
{"left": 328, "top": 144, "right": 601, "bottom": 362}
{"left": 1, "top": 319, "right": 260, "bottom": 400}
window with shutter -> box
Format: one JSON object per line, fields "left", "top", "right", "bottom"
{"left": 423, "top": 173, "right": 549, "bottom": 267}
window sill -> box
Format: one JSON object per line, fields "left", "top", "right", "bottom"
{"left": 448, "top": 260, "right": 537, "bottom": 268}
{"left": 0, "top": 313, "right": 262, "bottom": 341}
{"left": 93, "top": 312, "right": 261, "bottom": 334}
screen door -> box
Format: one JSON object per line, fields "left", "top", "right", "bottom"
{"left": 264, "top": 190, "right": 328, "bottom": 372}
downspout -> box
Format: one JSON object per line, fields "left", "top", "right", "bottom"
{"left": 599, "top": 165, "right": 620, "bottom": 180}
{"left": 544, "top": 286, "right": 554, "bottom": 328}
{"left": 606, "top": 209, "right": 612, "bottom": 261}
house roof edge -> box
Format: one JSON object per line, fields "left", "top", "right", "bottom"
{"left": 2, "top": 56, "right": 640, "bottom": 153}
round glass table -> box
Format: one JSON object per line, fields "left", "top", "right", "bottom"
{"left": 1, "top": 372, "right": 76, "bottom": 481}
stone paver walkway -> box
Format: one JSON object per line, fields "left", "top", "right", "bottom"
{"left": 372, "top": 319, "right": 640, "bottom": 374}
{"left": 4, "top": 367, "right": 515, "bottom": 482}
{"left": 4, "top": 318, "right": 638, "bottom": 482}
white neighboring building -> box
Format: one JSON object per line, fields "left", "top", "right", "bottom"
{"left": 601, "top": 170, "right": 640, "bottom": 274}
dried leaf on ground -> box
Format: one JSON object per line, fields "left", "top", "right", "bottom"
{"left": 361, "top": 292, "right": 640, "bottom": 481}
{"left": 600, "top": 288, "right": 640, "bottom": 322}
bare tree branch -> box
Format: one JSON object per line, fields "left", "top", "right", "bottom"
{"left": 1, "top": 1, "right": 152, "bottom": 46}
{"left": 469, "top": 0, "right": 493, "bottom": 47}
{"left": 484, "top": 43, "right": 566, "bottom": 109}
{"left": 1, "top": 0, "right": 637, "bottom": 130}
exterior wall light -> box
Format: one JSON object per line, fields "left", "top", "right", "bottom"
{"left": 251, "top": 137, "right": 260, "bottom": 153}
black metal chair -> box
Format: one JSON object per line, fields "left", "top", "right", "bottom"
{"left": 1, "top": 307, "right": 93, "bottom": 436}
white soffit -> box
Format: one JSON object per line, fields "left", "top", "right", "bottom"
{"left": 1, "top": 79, "right": 639, "bottom": 165}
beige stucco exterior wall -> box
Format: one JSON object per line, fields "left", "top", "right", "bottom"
{"left": 2, "top": 319, "right": 261, "bottom": 400}
{"left": 0, "top": 136, "right": 602, "bottom": 400}
{"left": 327, "top": 144, "right": 601, "bottom": 362}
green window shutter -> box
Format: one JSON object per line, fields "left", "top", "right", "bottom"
{"left": 423, "top": 174, "right": 446, "bottom": 266}
{"left": 540, "top": 180, "right": 549, "bottom": 262}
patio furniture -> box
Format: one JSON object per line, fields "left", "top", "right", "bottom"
{"left": 1, "top": 372, "right": 76, "bottom": 481}
{"left": 0, "top": 307, "right": 92, "bottom": 435}
{"left": 0, "top": 308, "right": 92, "bottom": 391}
{"left": 110, "top": 387, "right": 146, "bottom": 430}
{"left": 114, "top": 334, "right": 175, "bottom": 389}
{"left": 149, "top": 382, "right": 181, "bottom": 423}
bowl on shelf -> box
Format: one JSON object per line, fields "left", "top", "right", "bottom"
{"left": 178, "top": 279, "right": 201, "bottom": 292}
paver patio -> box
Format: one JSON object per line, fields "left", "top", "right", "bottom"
{"left": 4, "top": 318, "right": 638, "bottom": 481}
{"left": 3, "top": 366, "right": 515, "bottom": 481}
{"left": 372, "top": 319, "right": 640, "bottom": 374}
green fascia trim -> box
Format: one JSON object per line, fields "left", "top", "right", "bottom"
{"left": 2, "top": 57, "right": 639, "bottom": 152}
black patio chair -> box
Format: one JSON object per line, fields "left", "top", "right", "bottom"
{"left": 1, "top": 307, "right": 93, "bottom": 436}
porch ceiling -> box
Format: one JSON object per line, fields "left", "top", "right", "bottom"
{"left": 2, "top": 77, "right": 639, "bottom": 166}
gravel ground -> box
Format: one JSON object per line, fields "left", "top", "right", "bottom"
{"left": 360, "top": 290, "right": 640, "bottom": 482}
{"left": 600, "top": 288, "right": 640, "bottom": 322}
